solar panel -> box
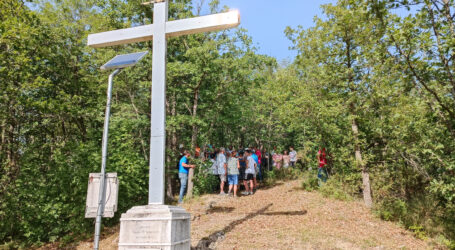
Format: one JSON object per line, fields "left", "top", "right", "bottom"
{"left": 101, "top": 51, "right": 149, "bottom": 70}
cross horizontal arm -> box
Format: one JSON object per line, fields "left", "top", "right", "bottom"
{"left": 87, "top": 10, "right": 240, "bottom": 48}
{"left": 88, "top": 24, "right": 154, "bottom": 48}
{"left": 165, "top": 10, "right": 240, "bottom": 38}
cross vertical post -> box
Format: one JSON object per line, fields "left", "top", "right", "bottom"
{"left": 148, "top": 0, "right": 168, "bottom": 205}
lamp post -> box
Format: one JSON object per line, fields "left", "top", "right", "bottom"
{"left": 94, "top": 51, "right": 148, "bottom": 250}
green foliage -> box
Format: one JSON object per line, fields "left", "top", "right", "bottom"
{"left": 287, "top": 167, "right": 304, "bottom": 180}
{"left": 279, "top": 0, "right": 455, "bottom": 242}
{"left": 263, "top": 168, "right": 305, "bottom": 187}
{"left": 192, "top": 160, "right": 219, "bottom": 197}
{"left": 301, "top": 171, "right": 356, "bottom": 201}
{"left": 0, "top": 0, "right": 273, "bottom": 247}
{"left": 409, "top": 225, "right": 428, "bottom": 241}
{"left": 319, "top": 178, "right": 354, "bottom": 201}
{"left": 263, "top": 170, "right": 278, "bottom": 186}
{"left": 376, "top": 198, "right": 408, "bottom": 222}
{"left": 434, "top": 235, "right": 455, "bottom": 250}
{"left": 0, "top": 0, "right": 100, "bottom": 246}
{"left": 301, "top": 171, "right": 319, "bottom": 192}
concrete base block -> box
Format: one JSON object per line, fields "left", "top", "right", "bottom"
{"left": 118, "top": 205, "right": 191, "bottom": 250}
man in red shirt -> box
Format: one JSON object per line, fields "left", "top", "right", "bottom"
{"left": 317, "top": 148, "right": 328, "bottom": 183}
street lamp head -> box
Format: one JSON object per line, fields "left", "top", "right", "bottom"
{"left": 100, "top": 51, "right": 149, "bottom": 71}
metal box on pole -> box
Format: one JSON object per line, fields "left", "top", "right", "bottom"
{"left": 85, "top": 173, "right": 119, "bottom": 218}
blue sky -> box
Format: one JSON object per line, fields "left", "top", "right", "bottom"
{"left": 195, "top": 0, "right": 337, "bottom": 62}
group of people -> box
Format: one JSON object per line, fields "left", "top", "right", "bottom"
{"left": 210, "top": 147, "right": 262, "bottom": 197}
{"left": 178, "top": 146, "right": 300, "bottom": 203}
{"left": 271, "top": 146, "right": 298, "bottom": 169}
{"left": 177, "top": 145, "right": 330, "bottom": 203}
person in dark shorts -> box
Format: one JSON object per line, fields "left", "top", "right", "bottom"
{"left": 238, "top": 151, "right": 246, "bottom": 183}
{"left": 289, "top": 146, "right": 297, "bottom": 167}
{"left": 241, "top": 150, "right": 256, "bottom": 195}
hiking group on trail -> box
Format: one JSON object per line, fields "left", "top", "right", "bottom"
{"left": 178, "top": 145, "right": 329, "bottom": 203}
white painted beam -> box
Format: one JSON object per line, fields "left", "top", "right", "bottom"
{"left": 165, "top": 10, "right": 240, "bottom": 38}
{"left": 87, "top": 10, "right": 240, "bottom": 48}
{"left": 88, "top": 24, "right": 154, "bottom": 48}
{"left": 148, "top": 0, "right": 168, "bottom": 205}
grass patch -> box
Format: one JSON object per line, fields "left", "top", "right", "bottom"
{"left": 301, "top": 228, "right": 318, "bottom": 242}
{"left": 362, "top": 238, "right": 379, "bottom": 248}
{"left": 319, "top": 178, "right": 353, "bottom": 201}
{"left": 300, "top": 171, "right": 354, "bottom": 201}
{"left": 263, "top": 167, "right": 304, "bottom": 187}
{"left": 374, "top": 195, "right": 455, "bottom": 248}
{"left": 301, "top": 171, "right": 319, "bottom": 191}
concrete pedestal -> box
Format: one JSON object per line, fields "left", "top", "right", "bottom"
{"left": 118, "top": 205, "right": 191, "bottom": 250}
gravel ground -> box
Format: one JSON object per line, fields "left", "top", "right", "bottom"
{"left": 76, "top": 180, "right": 432, "bottom": 250}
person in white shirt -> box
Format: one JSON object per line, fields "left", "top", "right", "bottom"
{"left": 216, "top": 147, "right": 227, "bottom": 195}
{"left": 289, "top": 146, "right": 298, "bottom": 167}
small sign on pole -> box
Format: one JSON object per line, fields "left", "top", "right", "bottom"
{"left": 85, "top": 173, "right": 119, "bottom": 218}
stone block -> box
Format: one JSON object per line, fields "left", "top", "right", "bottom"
{"left": 118, "top": 205, "right": 191, "bottom": 250}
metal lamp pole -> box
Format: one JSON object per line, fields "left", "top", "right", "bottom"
{"left": 87, "top": 51, "right": 147, "bottom": 250}
{"left": 94, "top": 68, "right": 121, "bottom": 250}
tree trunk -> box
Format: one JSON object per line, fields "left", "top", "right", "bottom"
{"left": 165, "top": 94, "right": 177, "bottom": 200}
{"left": 351, "top": 117, "right": 373, "bottom": 208}
{"left": 186, "top": 88, "right": 200, "bottom": 198}
{"left": 361, "top": 168, "right": 373, "bottom": 208}
{"left": 165, "top": 135, "right": 174, "bottom": 201}
{"left": 0, "top": 122, "right": 4, "bottom": 153}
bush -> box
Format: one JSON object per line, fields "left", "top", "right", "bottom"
{"left": 301, "top": 171, "right": 319, "bottom": 191}
{"left": 409, "top": 225, "right": 428, "bottom": 240}
{"left": 192, "top": 159, "right": 219, "bottom": 197}
{"left": 376, "top": 198, "right": 408, "bottom": 222}
{"left": 263, "top": 167, "right": 304, "bottom": 187}
{"left": 373, "top": 193, "right": 455, "bottom": 246}
{"left": 318, "top": 178, "right": 353, "bottom": 201}
{"left": 263, "top": 169, "right": 278, "bottom": 186}
{"left": 286, "top": 167, "right": 304, "bottom": 180}
{"left": 434, "top": 235, "right": 455, "bottom": 249}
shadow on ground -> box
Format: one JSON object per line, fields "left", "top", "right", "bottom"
{"left": 287, "top": 186, "right": 306, "bottom": 192}
{"left": 258, "top": 181, "right": 284, "bottom": 190}
{"left": 192, "top": 203, "right": 307, "bottom": 250}
{"left": 263, "top": 210, "right": 307, "bottom": 216}
{"left": 206, "top": 206, "right": 235, "bottom": 214}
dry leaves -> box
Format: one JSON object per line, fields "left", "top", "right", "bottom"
{"left": 76, "top": 180, "right": 431, "bottom": 250}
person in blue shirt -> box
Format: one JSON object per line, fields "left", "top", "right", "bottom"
{"left": 251, "top": 150, "right": 259, "bottom": 189}
{"left": 178, "top": 150, "right": 195, "bottom": 203}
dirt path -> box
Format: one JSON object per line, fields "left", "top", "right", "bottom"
{"left": 78, "top": 180, "right": 430, "bottom": 249}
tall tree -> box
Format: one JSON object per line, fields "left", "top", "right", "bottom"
{"left": 286, "top": 1, "right": 383, "bottom": 207}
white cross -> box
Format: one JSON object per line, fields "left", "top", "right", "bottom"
{"left": 88, "top": 0, "right": 240, "bottom": 205}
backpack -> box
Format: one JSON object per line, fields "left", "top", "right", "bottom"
{"left": 227, "top": 157, "right": 239, "bottom": 175}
